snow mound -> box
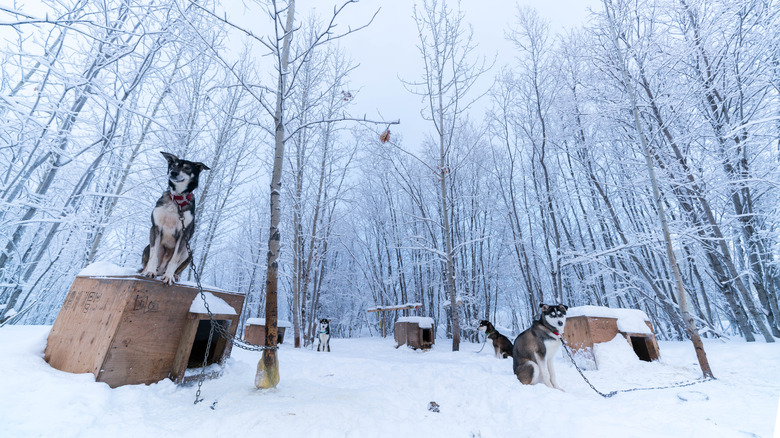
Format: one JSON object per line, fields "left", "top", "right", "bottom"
{"left": 189, "top": 292, "right": 236, "bottom": 315}
{"left": 78, "top": 261, "right": 138, "bottom": 277}
{"left": 592, "top": 335, "right": 642, "bottom": 371}
{"left": 397, "top": 316, "right": 434, "bottom": 328}
{"left": 567, "top": 305, "right": 651, "bottom": 334}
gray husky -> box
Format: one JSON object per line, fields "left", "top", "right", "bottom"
{"left": 140, "top": 152, "right": 209, "bottom": 286}
{"left": 512, "top": 304, "right": 568, "bottom": 390}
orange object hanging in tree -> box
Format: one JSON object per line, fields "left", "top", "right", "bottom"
{"left": 380, "top": 130, "right": 391, "bottom": 143}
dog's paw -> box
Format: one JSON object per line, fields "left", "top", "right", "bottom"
{"left": 141, "top": 269, "right": 156, "bottom": 278}
{"left": 161, "top": 275, "right": 175, "bottom": 286}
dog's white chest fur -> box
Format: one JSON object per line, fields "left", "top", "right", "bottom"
{"left": 544, "top": 338, "right": 561, "bottom": 357}
{"left": 153, "top": 200, "right": 192, "bottom": 246}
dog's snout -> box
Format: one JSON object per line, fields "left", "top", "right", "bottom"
{"left": 170, "top": 170, "right": 179, "bottom": 177}
{"left": 558, "top": 321, "right": 564, "bottom": 327}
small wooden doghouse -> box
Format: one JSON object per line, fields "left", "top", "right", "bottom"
{"left": 394, "top": 316, "right": 435, "bottom": 350}
{"left": 45, "top": 274, "right": 244, "bottom": 388}
{"left": 563, "top": 305, "right": 660, "bottom": 369}
{"left": 244, "top": 318, "right": 292, "bottom": 345}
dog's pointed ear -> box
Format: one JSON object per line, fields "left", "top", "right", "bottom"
{"left": 193, "top": 161, "right": 210, "bottom": 172}
{"left": 160, "top": 151, "right": 178, "bottom": 164}
{"left": 559, "top": 304, "right": 569, "bottom": 312}
{"left": 540, "top": 304, "right": 550, "bottom": 313}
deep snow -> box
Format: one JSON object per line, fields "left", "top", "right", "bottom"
{"left": 1, "top": 325, "right": 778, "bottom": 438}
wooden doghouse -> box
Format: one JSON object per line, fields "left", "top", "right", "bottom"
{"left": 394, "top": 316, "right": 435, "bottom": 350}
{"left": 244, "top": 318, "right": 292, "bottom": 345}
{"left": 563, "top": 305, "right": 660, "bottom": 369}
{"left": 45, "top": 274, "right": 244, "bottom": 388}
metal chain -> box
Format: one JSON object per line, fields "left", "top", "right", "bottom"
{"left": 475, "top": 335, "right": 488, "bottom": 354}
{"left": 193, "top": 320, "right": 214, "bottom": 404}
{"left": 176, "top": 205, "right": 277, "bottom": 405}
{"left": 559, "top": 339, "right": 714, "bottom": 398}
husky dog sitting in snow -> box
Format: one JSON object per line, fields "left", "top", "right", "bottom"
{"left": 317, "top": 318, "right": 331, "bottom": 352}
{"left": 477, "top": 320, "right": 513, "bottom": 359}
{"left": 512, "top": 304, "right": 568, "bottom": 391}
{"left": 140, "top": 152, "right": 210, "bottom": 286}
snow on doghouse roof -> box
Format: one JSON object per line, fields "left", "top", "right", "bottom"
{"left": 189, "top": 292, "right": 237, "bottom": 315}
{"left": 78, "top": 261, "right": 138, "bottom": 277}
{"left": 77, "top": 262, "right": 230, "bottom": 291}
{"left": 246, "top": 318, "right": 292, "bottom": 328}
{"left": 397, "top": 316, "right": 434, "bottom": 328}
{"left": 567, "top": 305, "right": 652, "bottom": 335}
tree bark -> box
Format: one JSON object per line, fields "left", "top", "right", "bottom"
{"left": 256, "top": 0, "right": 295, "bottom": 390}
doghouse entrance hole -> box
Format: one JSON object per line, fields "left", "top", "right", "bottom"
{"left": 630, "top": 336, "right": 651, "bottom": 361}
{"left": 187, "top": 320, "right": 228, "bottom": 368}
{"left": 422, "top": 328, "right": 432, "bottom": 343}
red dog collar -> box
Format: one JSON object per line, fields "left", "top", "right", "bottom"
{"left": 170, "top": 192, "right": 194, "bottom": 207}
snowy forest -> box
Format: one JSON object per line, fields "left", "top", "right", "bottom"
{"left": 1, "top": 0, "right": 779, "bottom": 352}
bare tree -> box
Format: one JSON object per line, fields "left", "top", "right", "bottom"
{"left": 405, "top": 0, "right": 488, "bottom": 351}
{"left": 602, "top": 0, "right": 714, "bottom": 377}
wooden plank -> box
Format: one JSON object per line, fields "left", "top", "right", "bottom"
{"left": 368, "top": 304, "right": 422, "bottom": 312}
{"left": 98, "top": 278, "right": 198, "bottom": 386}
{"left": 243, "top": 323, "right": 285, "bottom": 346}
{"left": 394, "top": 322, "right": 408, "bottom": 348}
{"left": 44, "top": 276, "right": 134, "bottom": 376}
{"left": 586, "top": 317, "right": 620, "bottom": 344}
{"left": 244, "top": 324, "right": 265, "bottom": 346}
{"left": 563, "top": 316, "right": 593, "bottom": 352}
{"left": 644, "top": 321, "right": 660, "bottom": 360}
{"left": 170, "top": 316, "right": 200, "bottom": 383}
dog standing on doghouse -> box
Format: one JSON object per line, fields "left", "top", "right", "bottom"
{"left": 140, "top": 152, "right": 209, "bottom": 286}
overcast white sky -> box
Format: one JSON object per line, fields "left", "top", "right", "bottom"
{"left": 321, "top": 0, "right": 601, "bottom": 148}
{"left": 220, "top": 0, "right": 600, "bottom": 148}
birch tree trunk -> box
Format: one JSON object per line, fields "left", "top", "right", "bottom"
{"left": 256, "top": 0, "right": 295, "bottom": 390}
{"left": 603, "top": 0, "right": 713, "bottom": 377}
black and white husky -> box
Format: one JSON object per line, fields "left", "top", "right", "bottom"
{"left": 512, "top": 304, "right": 568, "bottom": 391}
{"left": 317, "top": 318, "right": 331, "bottom": 352}
{"left": 477, "top": 320, "right": 513, "bottom": 359}
{"left": 140, "top": 152, "right": 210, "bottom": 286}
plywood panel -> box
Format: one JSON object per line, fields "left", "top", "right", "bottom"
{"left": 244, "top": 323, "right": 265, "bottom": 346}
{"left": 394, "top": 322, "right": 408, "bottom": 348}
{"left": 44, "top": 276, "right": 134, "bottom": 376}
{"left": 586, "top": 317, "right": 620, "bottom": 344}
{"left": 243, "top": 324, "right": 285, "bottom": 346}
{"left": 563, "top": 316, "right": 592, "bottom": 351}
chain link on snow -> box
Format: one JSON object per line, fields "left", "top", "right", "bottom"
{"left": 177, "top": 205, "right": 277, "bottom": 405}
{"left": 559, "top": 338, "right": 715, "bottom": 398}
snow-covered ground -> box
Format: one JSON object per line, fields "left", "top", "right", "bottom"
{"left": 1, "top": 325, "right": 778, "bottom": 437}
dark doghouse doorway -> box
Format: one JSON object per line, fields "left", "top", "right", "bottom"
{"left": 630, "top": 336, "right": 652, "bottom": 362}
{"left": 422, "top": 327, "right": 433, "bottom": 344}
{"left": 187, "top": 320, "right": 230, "bottom": 368}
